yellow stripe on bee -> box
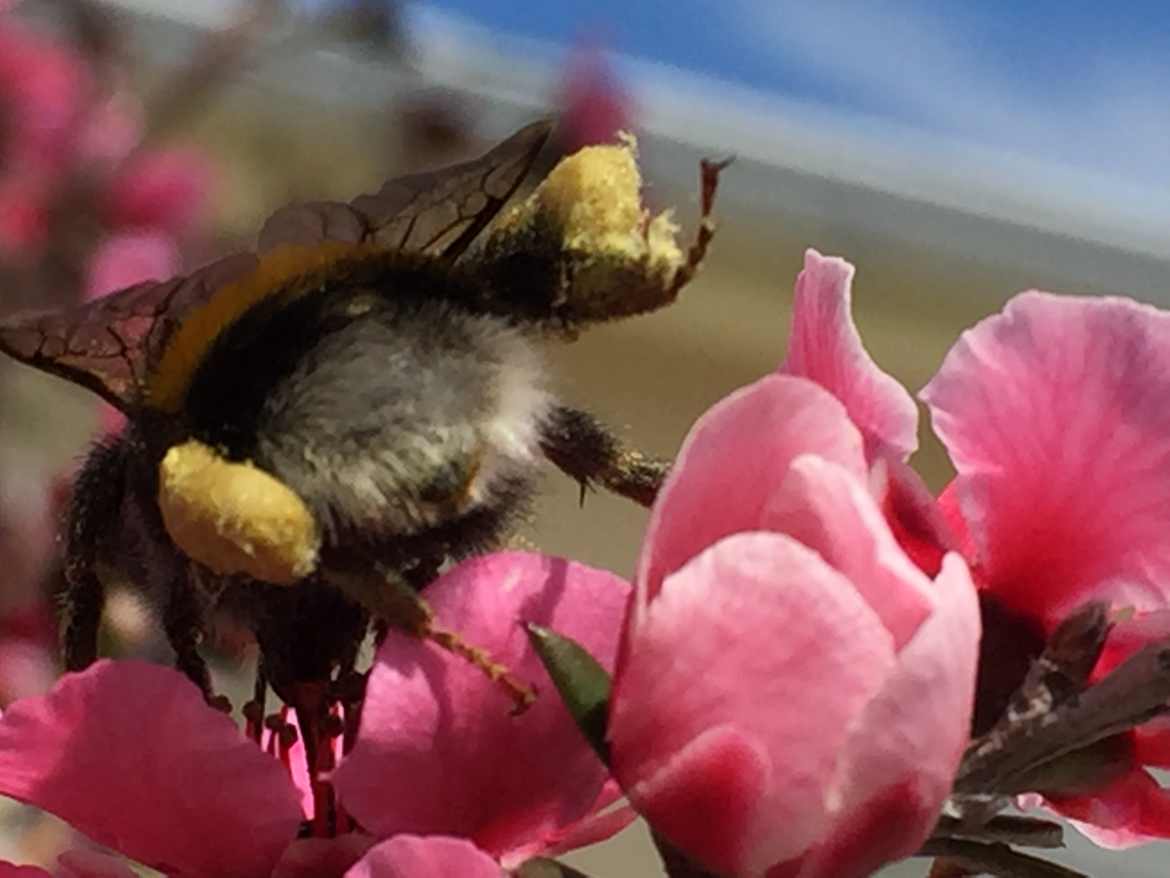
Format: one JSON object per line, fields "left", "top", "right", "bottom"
{"left": 146, "top": 241, "right": 378, "bottom": 413}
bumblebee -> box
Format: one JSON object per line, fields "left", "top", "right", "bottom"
{"left": 0, "top": 121, "right": 724, "bottom": 716}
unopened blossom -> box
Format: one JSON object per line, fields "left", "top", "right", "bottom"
{"left": 921, "top": 292, "right": 1170, "bottom": 845}
{"left": 0, "top": 552, "right": 633, "bottom": 877}
{"left": 609, "top": 373, "right": 981, "bottom": 878}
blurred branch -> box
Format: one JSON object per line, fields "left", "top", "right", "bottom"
{"left": 918, "top": 840, "right": 1086, "bottom": 878}
{"left": 931, "top": 816, "right": 1064, "bottom": 850}
{"left": 142, "top": 0, "right": 286, "bottom": 143}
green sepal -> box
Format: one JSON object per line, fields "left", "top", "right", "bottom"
{"left": 525, "top": 622, "right": 612, "bottom": 765}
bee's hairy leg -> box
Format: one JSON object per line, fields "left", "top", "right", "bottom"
{"left": 322, "top": 561, "right": 535, "bottom": 711}
{"left": 61, "top": 437, "right": 129, "bottom": 671}
{"left": 162, "top": 567, "right": 215, "bottom": 703}
{"left": 539, "top": 405, "right": 670, "bottom": 508}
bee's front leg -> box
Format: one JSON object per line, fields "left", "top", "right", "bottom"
{"left": 539, "top": 405, "right": 671, "bottom": 508}
{"left": 61, "top": 437, "right": 129, "bottom": 671}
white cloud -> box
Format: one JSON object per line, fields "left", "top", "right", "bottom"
{"left": 736, "top": 1, "right": 1170, "bottom": 186}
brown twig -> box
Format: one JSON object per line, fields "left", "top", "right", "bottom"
{"left": 931, "top": 816, "right": 1064, "bottom": 850}
{"left": 955, "top": 603, "right": 1129, "bottom": 799}
{"left": 956, "top": 636, "right": 1170, "bottom": 798}
{"left": 917, "top": 840, "right": 1086, "bottom": 878}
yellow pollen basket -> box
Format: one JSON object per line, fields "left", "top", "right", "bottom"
{"left": 158, "top": 440, "right": 320, "bottom": 585}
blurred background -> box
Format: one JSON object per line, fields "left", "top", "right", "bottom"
{"left": 1, "top": 1, "right": 1168, "bottom": 875}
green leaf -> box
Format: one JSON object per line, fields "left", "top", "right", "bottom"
{"left": 525, "top": 622, "right": 612, "bottom": 765}
{"left": 514, "top": 858, "right": 595, "bottom": 878}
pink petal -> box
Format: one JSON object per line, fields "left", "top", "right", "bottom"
{"left": 0, "top": 865, "right": 49, "bottom": 877}
{"left": 334, "top": 552, "right": 629, "bottom": 861}
{"left": 804, "top": 554, "right": 980, "bottom": 877}
{"left": 611, "top": 532, "right": 897, "bottom": 876}
{"left": 0, "top": 660, "right": 303, "bottom": 878}
{"left": 781, "top": 249, "right": 918, "bottom": 459}
{"left": 765, "top": 455, "right": 935, "bottom": 648}
{"left": 499, "top": 780, "right": 635, "bottom": 870}
{"left": 636, "top": 375, "right": 865, "bottom": 619}
{"left": 1046, "top": 768, "right": 1170, "bottom": 848}
{"left": 0, "top": 638, "right": 56, "bottom": 705}
{"left": 84, "top": 232, "right": 179, "bottom": 300}
{"left": 874, "top": 456, "right": 957, "bottom": 578}
{"left": 1094, "top": 610, "right": 1170, "bottom": 680}
{"left": 344, "top": 836, "right": 501, "bottom": 878}
{"left": 921, "top": 292, "right": 1170, "bottom": 623}
{"left": 55, "top": 850, "right": 139, "bottom": 878}
{"left": 519, "top": 802, "right": 636, "bottom": 866}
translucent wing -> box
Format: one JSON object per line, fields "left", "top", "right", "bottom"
{"left": 258, "top": 119, "right": 554, "bottom": 261}
{"left": 0, "top": 120, "right": 554, "bottom": 411}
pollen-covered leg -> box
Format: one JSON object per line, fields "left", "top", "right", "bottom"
{"left": 323, "top": 561, "right": 536, "bottom": 711}
{"left": 61, "top": 438, "right": 129, "bottom": 671}
{"left": 475, "top": 143, "right": 729, "bottom": 328}
{"left": 540, "top": 404, "right": 671, "bottom": 507}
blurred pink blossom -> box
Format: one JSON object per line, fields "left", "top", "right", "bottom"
{"left": 0, "top": 9, "right": 211, "bottom": 268}
{"left": 103, "top": 148, "right": 214, "bottom": 235}
{"left": 555, "top": 43, "right": 633, "bottom": 152}
{"left": 609, "top": 373, "right": 980, "bottom": 878}
{"left": 0, "top": 17, "right": 88, "bottom": 176}
{"left": 84, "top": 231, "right": 180, "bottom": 299}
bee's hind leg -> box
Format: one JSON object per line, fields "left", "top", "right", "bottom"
{"left": 539, "top": 405, "right": 671, "bottom": 508}
{"left": 162, "top": 564, "right": 217, "bottom": 704}
{"left": 61, "top": 437, "right": 130, "bottom": 672}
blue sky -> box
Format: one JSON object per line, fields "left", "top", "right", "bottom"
{"left": 424, "top": 1, "right": 1170, "bottom": 188}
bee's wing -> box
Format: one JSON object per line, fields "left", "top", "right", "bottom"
{"left": 0, "top": 120, "right": 554, "bottom": 412}
{"left": 257, "top": 119, "right": 554, "bottom": 263}
{"left": 0, "top": 254, "right": 257, "bottom": 411}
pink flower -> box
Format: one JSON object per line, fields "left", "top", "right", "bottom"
{"left": 0, "top": 552, "right": 633, "bottom": 876}
{"left": 921, "top": 292, "right": 1170, "bottom": 844}
{"left": 0, "top": 177, "right": 49, "bottom": 256}
{"left": 0, "top": 17, "right": 88, "bottom": 175}
{"left": 102, "top": 148, "right": 213, "bottom": 236}
{"left": 555, "top": 43, "right": 634, "bottom": 152}
{"left": 609, "top": 373, "right": 981, "bottom": 878}
{"left": 333, "top": 551, "right": 634, "bottom": 871}
{"left": 922, "top": 292, "right": 1170, "bottom": 625}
